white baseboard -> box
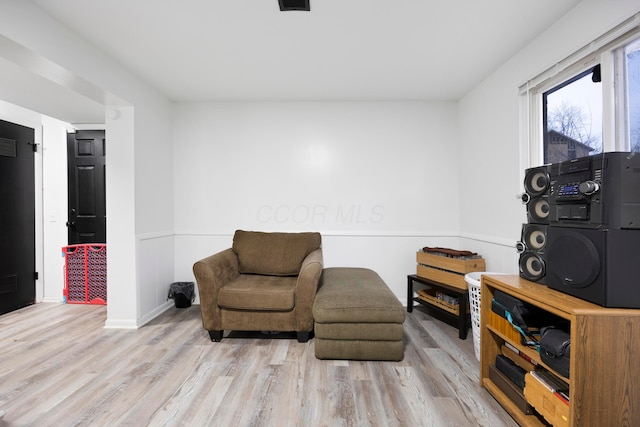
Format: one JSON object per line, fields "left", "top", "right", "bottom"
{"left": 103, "top": 300, "right": 174, "bottom": 329}
{"left": 137, "top": 301, "right": 174, "bottom": 327}
{"left": 103, "top": 318, "right": 138, "bottom": 329}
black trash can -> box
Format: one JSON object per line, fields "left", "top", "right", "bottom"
{"left": 168, "top": 282, "right": 195, "bottom": 308}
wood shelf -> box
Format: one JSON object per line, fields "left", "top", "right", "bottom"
{"left": 480, "top": 274, "right": 640, "bottom": 427}
{"left": 407, "top": 274, "right": 470, "bottom": 339}
{"left": 416, "top": 289, "right": 464, "bottom": 315}
{"left": 483, "top": 378, "right": 547, "bottom": 427}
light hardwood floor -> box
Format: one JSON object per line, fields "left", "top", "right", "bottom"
{"left": 0, "top": 302, "right": 517, "bottom": 427}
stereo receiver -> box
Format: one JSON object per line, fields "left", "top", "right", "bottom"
{"left": 548, "top": 152, "right": 640, "bottom": 229}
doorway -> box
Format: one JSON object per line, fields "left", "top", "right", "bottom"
{"left": 0, "top": 119, "right": 36, "bottom": 315}
{"left": 67, "top": 130, "right": 106, "bottom": 244}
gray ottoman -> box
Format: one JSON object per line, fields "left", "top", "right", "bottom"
{"left": 312, "top": 267, "right": 405, "bottom": 361}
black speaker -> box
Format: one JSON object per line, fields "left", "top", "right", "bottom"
{"left": 526, "top": 196, "right": 550, "bottom": 224}
{"left": 278, "top": 0, "right": 310, "bottom": 11}
{"left": 517, "top": 224, "right": 548, "bottom": 283}
{"left": 523, "top": 166, "right": 551, "bottom": 224}
{"left": 546, "top": 227, "right": 640, "bottom": 308}
{"left": 524, "top": 166, "right": 551, "bottom": 197}
{"left": 548, "top": 152, "right": 640, "bottom": 229}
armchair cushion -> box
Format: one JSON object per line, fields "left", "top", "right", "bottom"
{"left": 218, "top": 275, "right": 297, "bottom": 311}
{"left": 232, "top": 230, "right": 321, "bottom": 276}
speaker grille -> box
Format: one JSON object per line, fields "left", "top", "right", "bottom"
{"left": 527, "top": 196, "right": 550, "bottom": 224}
{"left": 524, "top": 166, "right": 550, "bottom": 197}
{"left": 546, "top": 228, "right": 601, "bottom": 289}
{"left": 519, "top": 252, "right": 545, "bottom": 282}
{"left": 523, "top": 166, "right": 550, "bottom": 225}
{"left": 523, "top": 225, "right": 546, "bottom": 251}
{"left": 517, "top": 224, "right": 548, "bottom": 283}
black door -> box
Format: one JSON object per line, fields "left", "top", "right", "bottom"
{"left": 67, "top": 130, "right": 106, "bottom": 244}
{"left": 0, "top": 119, "right": 36, "bottom": 315}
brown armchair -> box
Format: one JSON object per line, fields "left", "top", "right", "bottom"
{"left": 193, "top": 230, "right": 323, "bottom": 342}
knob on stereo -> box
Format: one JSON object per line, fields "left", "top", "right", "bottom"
{"left": 579, "top": 180, "right": 600, "bottom": 195}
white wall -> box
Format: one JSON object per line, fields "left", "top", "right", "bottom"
{"left": 457, "top": 0, "right": 640, "bottom": 274}
{"left": 41, "top": 116, "right": 70, "bottom": 302}
{"left": 4, "top": 0, "right": 639, "bottom": 325}
{"left": 173, "top": 101, "right": 461, "bottom": 303}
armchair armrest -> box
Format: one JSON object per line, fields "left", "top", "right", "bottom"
{"left": 294, "top": 248, "right": 324, "bottom": 331}
{"left": 193, "top": 248, "right": 240, "bottom": 331}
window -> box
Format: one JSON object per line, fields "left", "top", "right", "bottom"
{"left": 543, "top": 65, "right": 602, "bottom": 163}
{"left": 625, "top": 38, "right": 640, "bottom": 152}
{"left": 521, "top": 14, "right": 640, "bottom": 167}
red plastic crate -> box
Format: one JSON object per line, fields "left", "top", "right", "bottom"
{"left": 62, "top": 244, "right": 107, "bottom": 305}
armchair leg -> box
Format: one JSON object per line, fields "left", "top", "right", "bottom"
{"left": 208, "top": 330, "right": 223, "bottom": 342}
{"left": 296, "top": 331, "right": 310, "bottom": 343}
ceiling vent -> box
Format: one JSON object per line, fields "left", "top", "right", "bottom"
{"left": 279, "top": 0, "right": 310, "bottom": 11}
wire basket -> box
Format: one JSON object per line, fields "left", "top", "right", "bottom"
{"left": 466, "top": 271, "right": 505, "bottom": 362}
{"left": 466, "top": 272, "right": 483, "bottom": 361}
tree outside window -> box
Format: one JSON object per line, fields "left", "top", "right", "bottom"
{"left": 543, "top": 66, "right": 602, "bottom": 163}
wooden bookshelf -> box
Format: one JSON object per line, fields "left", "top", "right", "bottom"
{"left": 407, "top": 274, "right": 470, "bottom": 339}
{"left": 480, "top": 274, "right": 640, "bottom": 427}
{"left": 409, "top": 251, "right": 485, "bottom": 340}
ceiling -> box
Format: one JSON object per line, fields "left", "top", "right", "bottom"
{"left": 7, "top": 1, "right": 582, "bottom": 122}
